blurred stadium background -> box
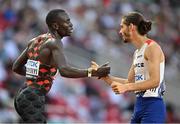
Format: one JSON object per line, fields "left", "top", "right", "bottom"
{"left": 0, "top": 0, "right": 180, "bottom": 123}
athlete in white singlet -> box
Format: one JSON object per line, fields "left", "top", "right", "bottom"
{"left": 91, "top": 12, "right": 166, "bottom": 123}
{"left": 134, "top": 39, "right": 166, "bottom": 98}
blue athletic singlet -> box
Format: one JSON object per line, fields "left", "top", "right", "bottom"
{"left": 131, "top": 40, "right": 166, "bottom": 123}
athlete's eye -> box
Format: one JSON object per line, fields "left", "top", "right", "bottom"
{"left": 66, "top": 18, "right": 70, "bottom": 22}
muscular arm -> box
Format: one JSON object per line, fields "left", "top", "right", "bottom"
{"left": 12, "top": 47, "right": 28, "bottom": 76}
{"left": 126, "top": 43, "right": 162, "bottom": 92}
{"left": 50, "top": 40, "right": 109, "bottom": 78}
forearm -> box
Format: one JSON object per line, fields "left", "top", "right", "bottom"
{"left": 104, "top": 75, "right": 128, "bottom": 85}
{"left": 59, "top": 66, "right": 88, "bottom": 78}
{"left": 126, "top": 79, "right": 159, "bottom": 92}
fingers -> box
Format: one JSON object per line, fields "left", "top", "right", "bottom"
{"left": 90, "top": 61, "right": 110, "bottom": 78}
{"left": 91, "top": 61, "right": 109, "bottom": 68}
{"left": 111, "top": 84, "right": 117, "bottom": 88}
{"left": 112, "top": 86, "right": 118, "bottom": 91}
{"left": 91, "top": 61, "right": 99, "bottom": 67}
{"left": 90, "top": 62, "right": 98, "bottom": 71}
{"left": 115, "top": 91, "right": 120, "bottom": 94}
{"left": 112, "top": 87, "right": 120, "bottom": 94}
{"left": 111, "top": 84, "right": 118, "bottom": 91}
{"left": 111, "top": 82, "right": 119, "bottom": 88}
{"left": 111, "top": 82, "right": 121, "bottom": 94}
{"left": 91, "top": 61, "right": 99, "bottom": 70}
{"left": 100, "top": 77, "right": 108, "bottom": 80}
{"left": 100, "top": 62, "right": 109, "bottom": 67}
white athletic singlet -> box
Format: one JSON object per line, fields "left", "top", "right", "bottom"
{"left": 133, "top": 40, "right": 166, "bottom": 97}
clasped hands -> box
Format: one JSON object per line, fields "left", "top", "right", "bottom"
{"left": 90, "top": 61, "right": 128, "bottom": 94}
{"left": 88, "top": 61, "right": 110, "bottom": 78}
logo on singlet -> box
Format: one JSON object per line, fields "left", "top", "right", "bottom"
{"left": 135, "top": 74, "right": 144, "bottom": 81}
{"left": 135, "top": 63, "right": 144, "bottom": 68}
{"left": 137, "top": 55, "right": 143, "bottom": 59}
{"left": 25, "top": 60, "right": 40, "bottom": 77}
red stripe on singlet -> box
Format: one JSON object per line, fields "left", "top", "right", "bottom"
{"left": 145, "top": 40, "right": 154, "bottom": 45}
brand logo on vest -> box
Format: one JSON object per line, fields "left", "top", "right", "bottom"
{"left": 137, "top": 54, "right": 143, "bottom": 59}
{"left": 135, "top": 74, "right": 144, "bottom": 81}
{"left": 25, "top": 59, "right": 40, "bottom": 76}
{"left": 135, "top": 63, "right": 144, "bottom": 68}
{"left": 26, "top": 60, "right": 39, "bottom": 68}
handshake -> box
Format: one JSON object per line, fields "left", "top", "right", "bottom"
{"left": 88, "top": 61, "right": 128, "bottom": 94}
{"left": 87, "top": 61, "right": 110, "bottom": 78}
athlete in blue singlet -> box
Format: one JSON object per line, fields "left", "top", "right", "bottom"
{"left": 91, "top": 12, "right": 166, "bottom": 123}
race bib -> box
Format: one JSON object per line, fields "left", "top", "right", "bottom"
{"left": 25, "top": 60, "right": 40, "bottom": 77}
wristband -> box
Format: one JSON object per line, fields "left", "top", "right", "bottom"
{"left": 87, "top": 68, "right": 93, "bottom": 77}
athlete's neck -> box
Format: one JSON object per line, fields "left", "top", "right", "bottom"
{"left": 49, "top": 31, "right": 62, "bottom": 40}
{"left": 132, "top": 35, "right": 149, "bottom": 50}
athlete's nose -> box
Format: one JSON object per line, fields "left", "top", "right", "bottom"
{"left": 119, "top": 29, "right": 123, "bottom": 35}
{"left": 119, "top": 29, "right": 123, "bottom": 37}
{"left": 69, "top": 22, "right": 73, "bottom": 28}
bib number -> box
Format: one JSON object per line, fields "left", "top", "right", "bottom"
{"left": 25, "top": 60, "right": 40, "bottom": 77}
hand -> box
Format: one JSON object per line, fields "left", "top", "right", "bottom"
{"left": 90, "top": 61, "right": 111, "bottom": 85}
{"left": 91, "top": 61, "right": 110, "bottom": 78}
{"left": 90, "top": 61, "right": 99, "bottom": 71}
{"left": 91, "top": 61, "right": 109, "bottom": 70}
{"left": 98, "top": 62, "right": 110, "bottom": 78}
{"left": 111, "top": 81, "right": 128, "bottom": 94}
{"left": 100, "top": 75, "right": 110, "bottom": 80}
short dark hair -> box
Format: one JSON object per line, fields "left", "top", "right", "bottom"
{"left": 122, "top": 12, "right": 152, "bottom": 35}
{"left": 46, "top": 9, "right": 65, "bottom": 27}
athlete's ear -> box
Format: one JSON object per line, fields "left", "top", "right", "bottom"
{"left": 52, "top": 23, "right": 59, "bottom": 30}
{"left": 129, "top": 23, "right": 135, "bottom": 32}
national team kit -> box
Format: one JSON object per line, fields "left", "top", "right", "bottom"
{"left": 131, "top": 40, "right": 166, "bottom": 123}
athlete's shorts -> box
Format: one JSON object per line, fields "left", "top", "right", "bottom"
{"left": 14, "top": 86, "right": 46, "bottom": 123}
{"left": 131, "top": 96, "right": 166, "bottom": 123}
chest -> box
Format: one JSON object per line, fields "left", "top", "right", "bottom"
{"left": 133, "top": 47, "right": 148, "bottom": 74}
{"left": 26, "top": 37, "right": 56, "bottom": 68}
{"left": 28, "top": 40, "right": 51, "bottom": 61}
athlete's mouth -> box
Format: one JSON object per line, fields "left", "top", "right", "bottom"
{"left": 121, "top": 35, "right": 125, "bottom": 40}
{"left": 69, "top": 27, "right": 73, "bottom": 33}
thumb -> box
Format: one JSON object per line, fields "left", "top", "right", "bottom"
{"left": 91, "top": 61, "right": 99, "bottom": 67}
{"left": 100, "top": 62, "right": 109, "bottom": 67}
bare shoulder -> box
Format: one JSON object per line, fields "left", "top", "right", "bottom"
{"left": 28, "top": 36, "right": 40, "bottom": 47}
{"left": 28, "top": 38, "right": 35, "bottom": 47}
{"left": 46, "top": 39, "right": 63, "bottom": 50}
{"left": 145, "top": 41, "right": 164, "bottom": 60}
{"left": 147, "top": 41, "right": 163, "bottom": 53}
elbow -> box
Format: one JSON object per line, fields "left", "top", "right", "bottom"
{"left": 12, "top": 62, "right": 22, "bottom": 74}
{"left": 12, "top": 63, "right": 18, "bottom": 72}
{"left": 59, "top": 71, "right": 67, "bottom": 77}
{"left": 59, "top": 67, "right": 68, "bottom": 77}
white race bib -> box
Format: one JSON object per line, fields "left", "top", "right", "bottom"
{"left": 25, "top": 60, "right": 40, "bottom": 77}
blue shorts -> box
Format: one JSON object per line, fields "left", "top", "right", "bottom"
{"left": 131, "top": 96, "right": 166, "bottom": 123}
